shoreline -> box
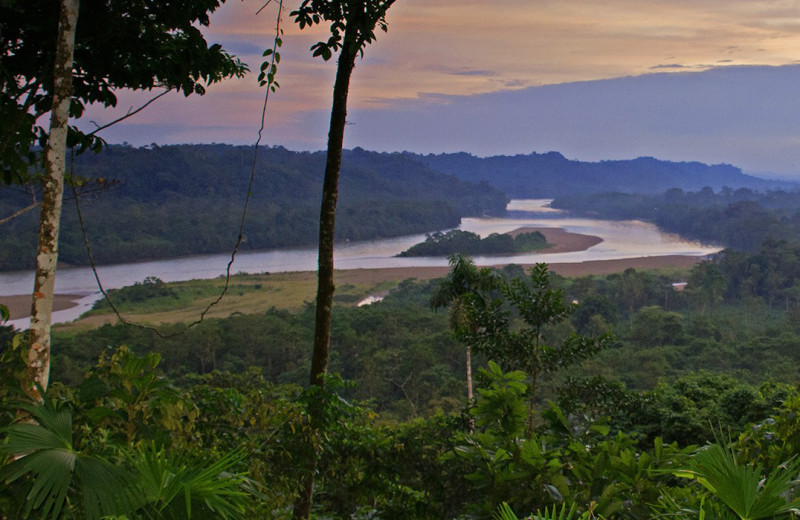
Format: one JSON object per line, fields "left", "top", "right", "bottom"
{"left": 1, "top": 256, "right": 704, "bottom": 321}
{"left": 1, "top": 227, "right": 705, "bottom": 321}
{"left": 332, "top": 254, "right": 705, "bottom": 285}
{"left": 509, "top": 227, "right": 604, "bottom": 254}
{"left": 4, "top": 294, "right": 84, "bottom": 321}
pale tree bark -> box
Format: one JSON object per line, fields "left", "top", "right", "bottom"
{"left": 27, "top": 0, "right": 79, "bottom": 400}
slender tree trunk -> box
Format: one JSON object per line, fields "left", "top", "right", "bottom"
{"left": 27, "top": 0, "right": 79, "bottom": 401}
{"left": 309, "top": 44, "right": 355, "bottom": 389}
{"left": 466, "top": 345, "right": 475, "bottom": 433}
{"left": 293, "top": 40, "right": 356, "bottom": 520}
{"left": 527, "top": 368, "right": 538, "bottom": 438}
{"left": 466, "top": 345, "right": 473, "bottom": 402}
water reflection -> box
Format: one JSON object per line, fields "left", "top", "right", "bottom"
{"left": 2, "top": 199, "right": 720, "bottom": 328}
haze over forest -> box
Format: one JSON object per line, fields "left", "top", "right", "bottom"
{"left": 81, "top": 1, "right": 800, "bottom": 180}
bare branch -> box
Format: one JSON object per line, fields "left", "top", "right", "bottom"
{"left": 0, "top": 202, "right": 40, "bottom": 225}
{"left": 86, "top": 88, "right": 171, "bottom": 137}
{"left": 391, "top": 375, "right": 418, "bottom": 418}
{"left": 255, "top": 0, "right": 276, "bottom": 15}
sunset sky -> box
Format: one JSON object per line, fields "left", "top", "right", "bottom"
{"left": 80, "top": 0, "right": 800, "bottom": 178}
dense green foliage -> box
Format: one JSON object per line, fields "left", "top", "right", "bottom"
{"left": 4, "top": 329, "right": 800, "bottom": 518}
{"left": 0, "top": 0, "right": 247, "bottom": 184}
{"left": 399, "top": 229, "right": 549, "bottom": 256}
{"left": 459, "top": 264, "right": 612, "bottom": 433}
{"left": 43, "top": 241, "right": 800, "bottom": 429}
{"left": 6, "top": 241, "right": 800, "bottom": 517}
{"left": 0, "top": 144, "right": 508, "bottom": 270}
{"left": 552, "top": 187, "right": 800, "bottom": 252}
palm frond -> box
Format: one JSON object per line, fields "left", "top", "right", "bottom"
{"left": 130, "top": 443, "right": 248, "bottom": 519}
{"left": 1, "top": 399, "right": 139, "bottom": 519}
{"left": 3, "top": 449, "right": 75, "bottom": 518}
{"left": 494, "top": 502, "right": 520, "bottom": 520}
{"left": 532, "top": 503, "right": 582, "bottom": 520}
{"left": 677, "top": 442, "right": 800, "bottom": 520}
{"left": 494, "top": 501, "right": 592, "bottom": 520}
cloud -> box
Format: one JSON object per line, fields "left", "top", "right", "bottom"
{"left": 498, "top": 79, "right": 530, "bottom": 88}
{"left": 203, "top": 0, "right": 800, "bottom": 109}
{"left": 444, "top": 69, "right": 495, "bottom": 77}
{"left": 78, "top": 0, "right": 800, "bottom": 180}
{"left": 342, "top": 65, "right": 800, "bottom": 177}
{"left": 650, "top": 64, "right": 690, "bottom": 70}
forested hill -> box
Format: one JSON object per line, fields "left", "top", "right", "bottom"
{"left": 0, "top": 145, "right": 507, "bottom": 271}
{"left": 412, "top": 151, "right": 794, "bottom": 198}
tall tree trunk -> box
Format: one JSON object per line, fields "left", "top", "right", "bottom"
{"left": 293, "top": 40, "right": 356, "bottom": 520}
{"left": 27, "top": 0, "right": 79, "bottom": 401}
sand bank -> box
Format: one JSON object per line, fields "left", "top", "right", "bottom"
{"left": 1, "top": 227, "right": 703, "bottom": 321}
{"left": 3, "top": 294, "right": 84, "bottom": 321}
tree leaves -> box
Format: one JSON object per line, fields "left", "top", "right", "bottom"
{"left": 676, "top": 442, "right": 800, "bottom": 519}
{"left": 0, "top": 398, "right": 139, "bottom": 519}
{"left": 290, "top": 0, "right": 397, "bottom": 60}
{"left": 0, "top": 0, "right": 248, "bottom": 184}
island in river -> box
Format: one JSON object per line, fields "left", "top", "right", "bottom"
{"left": 2, "top": 225, "right": 710, "bottom": 325}
{"left": 398, "top": 229, "right": 552, "bottom": 257}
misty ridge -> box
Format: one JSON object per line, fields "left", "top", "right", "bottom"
{"left": 411, "top": 150, "right": 797, "bottom": 198}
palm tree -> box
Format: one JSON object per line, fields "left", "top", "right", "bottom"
{"left": 675, "top": 442, "right": 800, "bottom": 519}
{"left": 0, "top": 396, "right": 249, "bottom": 519}
{"left": 431, "top": 253, "right": 499, "bottom": 409}
{"left": 0, "top": 396, "right": 137, "bottom": 519}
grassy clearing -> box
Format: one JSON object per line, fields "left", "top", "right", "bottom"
{"left": 57, "top": 270, "right": 407, "bottom": 331}
{"left": 50, "top": 258, "right": 702, "bottom": 333}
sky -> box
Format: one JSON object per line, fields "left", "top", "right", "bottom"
{"left": 79, "top": 0, "right": 800, "bottom": 178}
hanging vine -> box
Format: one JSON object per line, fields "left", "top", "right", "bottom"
{"left": 68, "top": 0, "right": 285, "bottom": 338}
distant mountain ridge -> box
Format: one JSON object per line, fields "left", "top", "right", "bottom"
{"left": 411, "top": 151, "right": 796, "bottom": 198}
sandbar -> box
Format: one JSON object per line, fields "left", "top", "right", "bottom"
{"left": 2, "top": 227, "right": 704, "bottom": 321}
{"left": 507, "top": 227, "right": 604, "bottom": 253}
{"left": 2, "top": 294, "right": 83, "bottom": 321}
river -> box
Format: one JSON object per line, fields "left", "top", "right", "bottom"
{"left": 1, "top": 199, "right": 720, "bottom": 328}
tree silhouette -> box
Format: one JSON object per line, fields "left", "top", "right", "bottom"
{"left": 464, "top": 263, "right": 612, "bottom": 435}
{"left": 430, "top": 253, "right": 499, "bottom": 412}
{"left": 290, "top": 1, "right": 397, "bottom": 517}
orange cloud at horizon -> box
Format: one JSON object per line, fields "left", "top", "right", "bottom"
{"left": 81, "top": 0, "right": 800, "bottom": 152}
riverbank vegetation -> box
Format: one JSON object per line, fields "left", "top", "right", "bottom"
{"left": 5, "top": 246, "right": 800, "bottom": 517}
{"left": 398, "top": 229, "right": 550, "bottom": 257}
{"left": 0, "top": 145, "right": 508, "bottom": 271}
{"left": 3, "top": 234, "right": 800, "bottom": 516}
{"left": 40, "top": 240, "right": 800, "bottom": 407}
{"left": 553, "top": 187, "right": 800, "bottom": 252}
